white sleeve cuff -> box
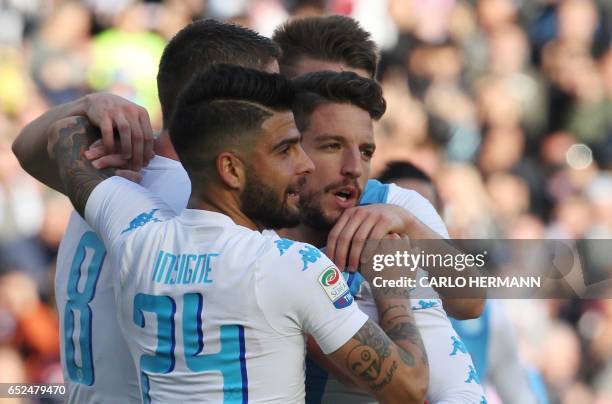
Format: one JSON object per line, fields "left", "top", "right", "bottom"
{"left": 316, "top": 308, "right": 369, "bottom": 355}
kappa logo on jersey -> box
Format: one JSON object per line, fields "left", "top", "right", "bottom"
{"left": 412, "top": 299, "right": 439, "bottom": 311}
{"left": 465, "top": 365, "right": 481, "bottom": 384}
{"left": 121, "top": 208, "right": 162, "bottom": 234}
{"left": 299, "top": 245, "right": 321, "bottom": 271}
{"left": 318, "top": 266, "right": 353, "bottom": 309}
{"left": 275, "top": 238, "right": 295, "bottom": 256}
{"left": 450, "top": 335, "right": 468, "bottom": 356}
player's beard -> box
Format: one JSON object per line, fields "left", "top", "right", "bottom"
{"left": 299, "top": 188, "right": 338, "bottom": 232}
{"left": 241, "top": 169, "right": 302, "bottom": 229}
{"left": 299, "top": 179, "right": 362, "bottom": 231}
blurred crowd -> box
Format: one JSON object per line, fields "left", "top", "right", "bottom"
{"left": 0, "top": 0, "right": 611, "bottom": 403}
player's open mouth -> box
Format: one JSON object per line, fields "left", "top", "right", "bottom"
{"left": 336, "top": 191, "right": 350, "bottom": 201}
{"left": 286, "top": 190, "right": 299, "bottom": 200}
{"left": 332, "top": 186, "right": 358, "bottom": 208}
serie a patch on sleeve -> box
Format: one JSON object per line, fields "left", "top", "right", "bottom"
{"left": 318, "top": 266, "right": 354, "bottom": 309}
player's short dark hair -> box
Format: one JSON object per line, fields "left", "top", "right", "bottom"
{"left": 272, "top": 15, "right": 378, "bottom": 79}
{"left": 378, "top": 161, "right": 432, "bottom": 184}
{"left": 292, "top": 71, "right": 385, "bottom": 131}
{"left": 170, "top": 64, "right": 294, "bottom": 185}
{"left": 158, "top": 19, "right": 281, "bottom": 128}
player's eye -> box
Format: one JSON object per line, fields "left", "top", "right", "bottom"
{"left": 277, "top": 144, "right": 294, "bottom": 155}
{"left": 321, "top": 143, "right": 341, "bottom": 151}
{"left": 361, "top": 148, "right": 375, "bottom": 160}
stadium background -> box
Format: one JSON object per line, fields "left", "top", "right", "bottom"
{"left": 0, "top": 0, "right": 611, "bottom": 402}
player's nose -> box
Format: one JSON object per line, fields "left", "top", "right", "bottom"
{"left": 341, "top": 147, "right": 363, "bottom": 179}
{"left": 296, "top": 144, "right": 315, "bottom": 175}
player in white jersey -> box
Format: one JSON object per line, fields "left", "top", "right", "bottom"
{"left": 378, "top": 162, "right": 546, "bottom": 403}
{"left": 281, "top": 71, "right": 486, "bottom": 403}
{"left": 42, "top": 65, "right": 430, "bottom": 403}
{"left": 54, "top": 156, "right": 190, "bottom": 403}
{"left": 273, "top": 15, "right": 484, "bottom": 321}
{"left": 15, "top": 16, "right": 473, "bottom": 402}
{"left": 14, "top": 20, "right": 286, "bottom": 402}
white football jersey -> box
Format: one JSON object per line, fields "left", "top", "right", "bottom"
{"left": 305, "top": 179, "right": 486, "bottom": 404}
{"left": 55, "top": 156, "right": 191, "bottom": 403}
{"left": 84, "top": 176, "right": 368, "bottom": 404}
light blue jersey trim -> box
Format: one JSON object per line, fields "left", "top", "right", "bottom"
{"left": 451, "top": 303, "right": 491, "bottom": 381}
{"left": 360, "top": 179, "right": 390, "bottom": 205}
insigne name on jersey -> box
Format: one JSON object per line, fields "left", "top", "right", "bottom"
{"left": 318, "top": 266, "right": 353, "bottom": 309}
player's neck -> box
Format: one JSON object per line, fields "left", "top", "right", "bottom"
{"left": 153, "top": 130, "right": 179, "bottom": 160}
{"left": 280, "top": 224, "right": 328, "bottom": 248}
{"left": 188, "top": 193, "right": 260, "bottom": 231}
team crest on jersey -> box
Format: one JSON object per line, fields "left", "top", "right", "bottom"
{"left": 318, "top": 266, "right": 353, "bottom": 309}
{"left": 121, "top": 208, "right": 162, "bottom": 234}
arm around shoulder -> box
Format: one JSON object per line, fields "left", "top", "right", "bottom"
{"left": 327, "top": 318, "right": 428, "bottom": 404}
{"left": 12, "top": 98, "right": 89, "bottom": 192}
{"left": 46, "top": 116, "right": 115, "bottom": 216}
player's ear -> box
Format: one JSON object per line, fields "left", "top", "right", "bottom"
{"left": 216, "top": 151, "right": 246, "bottom": 190}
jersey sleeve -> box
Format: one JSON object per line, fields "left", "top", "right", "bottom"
{"left": 387, "top": 183, "right": 450, "bottom": 239}
{"left": 84, "top": 176, "right": 176, "bottom": 251}
{"left": 256, "top": 241, "right": 368, "bottom": 354}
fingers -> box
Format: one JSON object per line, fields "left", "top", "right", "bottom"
{"left": 86, "top": 109, "right": 154, "bottom": 171}
{"left": 346, "top": 215, "right": 379, "bottom": 272}
{"left": 84, "top": 140, "right": 106, "bottom": 160}
{"left": 99, "top": 115, "right": 114, "bottom": 153}
{"left": 327, "top": 208, "right": 359, "bottom": 270}
{"left": 89, "top": 138, "right": 103, "bottom": 149}
{"left": 91, "top": 154, "right": 130, "bottom": 169}
{"left": 128, "top": 113, "right": 144, "bottom": 172}
{"left": 114, "top": 113, "right": 132, "bottom": 160}
{"left": 115, "top": 169, "right": 143, "bottom": 183}
{"left": 85, "top": 94, "right": 155, "bottom": 170}
{"left": 326, "top": 209, "right": 352, "bottom": 267}
{"left": 140, "top": 113, "right": 155, "bottom": 167}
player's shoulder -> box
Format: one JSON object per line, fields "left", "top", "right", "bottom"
{"left": 256, "top": 233, "right": 352, "bottom": 310}
{"left": 258, "top": 231, "right": 334, "bottom": 274}
{"left": 362, "top": 178, "right": 429, "bottom": 206}
{"left": 386, "top": 182, "right": 429, "bottom": 206}
{"left": 381, "top": 182, "right": 450, "bottom": 238}
{"left": 140, "top": 156, "right": 191, "bottom": 212}
{"left": 142, "top": 155, "right": 185, "bottom": 176}
{"left": 361, "top": 179, "right": 391, "bottom": 204}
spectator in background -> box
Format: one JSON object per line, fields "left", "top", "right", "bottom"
{"left": 29, "top": 2, "right": 92, "bottom": 105}
{"left": 377, "top": 160, "right": 441, "bottom": 209}
{"left": 88, "top": 2, "right": 166, "bottom": 125}
{"left": 0, "top": 271, "right": 60, "bottom": 384}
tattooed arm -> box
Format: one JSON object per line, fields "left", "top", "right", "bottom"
{"left": 327, "top": 237, "right": 428, "bottom": 402}
{"left": 304, "top": 237, "right": 428, "bottom": 402}
{"left": 307, "top": 288, "right": 429, "bottom": 399}
{"left": 13, "top": 94, "right": 153, "bottom": 192}
{"left": 328, "top": 317, "right": 428, "bottom": 404}
{"left": 46, "top": 116, "right": 117, "bottom": 216}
